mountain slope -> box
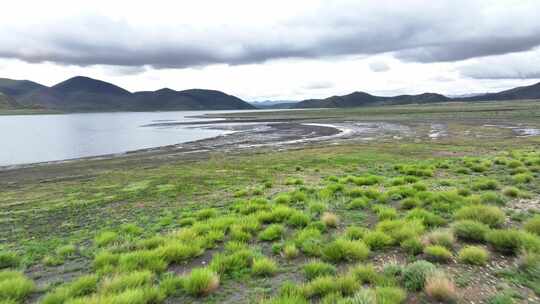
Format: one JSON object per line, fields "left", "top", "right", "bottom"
{"left": 461, "top": 81, "right": 540, "bottom": 101}
{"left": 18, "top": 76, "right": 133, "bottom": 111}
{"left": 293, "top": 92, "right": 450, "bottom": 108}
{"left": 132, "top": 88, "right": 255, "bottom": 110}
{"left": 0, "top": 78, "right": 46, "bottom": 98}
{"left": 17, "top": 76, "right": 255, "bottom": 111}
{"left": 0, "top": 92, "right": 20, "bottom": 109}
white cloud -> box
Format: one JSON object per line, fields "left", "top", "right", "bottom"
{"left": 1, "top": 0, "right": 540, "bottom": 100}
{"left": 459, "top": 48, "right": 540, "bottom": 79}
{"left": 369, "top": 61, "right": 390, "bottom": 72}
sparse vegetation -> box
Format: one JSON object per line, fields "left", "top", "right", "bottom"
{"left": 183, "top": 268, "right": 220, "bottom": 296}
{"left": 425, "top": 271, "right": 458, "bottom": 303}
{"left": 458, "top": 246, "right": 489, "bottom": 265}
{"left": 454, "top": 205, "right": 505, "bottom": 227}
{"left": 2, "top": 107, "right": 540, "bottom": 303}
{"left": 403, "top": 260, "right": 436, "bottom": 291}
{"left": 424, "top": 245, "right": 453, "bottom": 263}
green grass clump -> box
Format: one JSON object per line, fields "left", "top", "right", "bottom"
{"left": 195, "top": 208, "right": 218, "bottom": 220}
{"left": 301, "top": 276, "right": 338, "bottom": 298}
{"left": 282, "top": 244, "right": 300, "bottom": 259}
{"left": 348, "top": 264, "right": 379, "bottom": 285}
{"left": 209, "top": 249, "right": 254, "bottom": 276}
{"left": 294, "top": 228, "right": 323, "bottom": 256}
{"left": 288, "top": 212, "right": 310, "bottom": 228}
{"left": 71, "top": 287, "right": 162, "bottom": 304}
{"left": 486, "top": 229, "right": 523, "bottom": 255}
{"left": 42, "top": 274, "right": 99, "bottom": 304}
{"left": 157, "top": 242, "right": 204, "bottom": 263}
{"left": 120, "top": 223, "right": 144, "bottom": 236}
{"left": 302, "top": 274, "right": 359, "bottom": 298}
{"left": 401, "top": 238, "right": 423, "bottom": 255}
{"left": 274, "top": 193, "right": 291, "bottom": 205}
{"left": 422, "top": 229, "right": 455, "bottom": 249}
{"left": 259, "top": 224, "right": 285, "bottom": 241}
{"left": 458, "top": 246, "right": 489, "bottom": 265}
{"left": 375, "top": 286, "right": 407, "bottom": 304}
{"left": 303, "top": 260, "right": 337, "bottom": 280}
{"left": 524, "top": 215, "right": 540, "bottom": 235}
{"left": 158, "top": 274, "right": 184, "bottom": 298}
{"left": 344, "top": 226, "right": 368, "bottom": 240}
{"left": 424, "top": 245, "right": 452, "bottom": 263}
{"left": 43, "top": 255, "right": 64, "bottom": 267}
{"left": 183, "top": 268, "right": 220, "bottom": 297}
{"left": 406, "top": 208, "right": 445, "bottom": 227}
{"left": 480, "top": 192, "right": 506, "bottom": 205}
{"left": 117, "top": 250, "right": 167, "bottom": 273}
{"left": 94, "top": 231, "right": 119, "bottom": 247}
{"left": 452, "top": 220, "right": 490, "bottom": 242}
{"left": 0, "top": 271, "right": 35, "bottom": 302}
{"left": 363, "top": 231, "right": 393, "bottom": 250}
{"left": 101, "top": 271, "right": 154, "bottom": 295}
{"left": 376, "top": 219, "right": 424, "bottom": 242}
{"left": 56, "top": 244, "right": 77, "bottom": 259}
{"left": 347, "top": 197, "right": 369, "bottom": 210}
{"left": 502, "top": 186, "right": 521, "bottom": 198}
{"left": 472, "top": 178, "right": 499, "bottom": 191}
{"left": 454, "top": 205, "right": 505, "bottom": 227}
{"left": 372, "top": 205, "right": 398, "bottom": 221}
{"left": 291, "top": 190, "right": 307, "bottom": 203}
{"left": 252, "top": 257, "right": 278, "bottom": 277}
{"left": 487, "top": 292, "right": 516, "bottom": 304}
{"left": 400, "top": 197, "right": 421, "bottom": 210}
{"left": 0, "top": 252, "right": 20, "bottom": 269}
{"left": 512, "top": 173, "right": 533, "bottom": 184}
{"left": 402, "top": 260, "right": 436, "bottom": 291}
{"left": 322, "top": 239, "right": 370, "bottom": 262}
{"left": 308, "top": 201, "right": 327, "bottom": 215}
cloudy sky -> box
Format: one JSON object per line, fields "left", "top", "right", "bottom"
{"left": 1, "top": 0, "right": 540, "bottom": 101}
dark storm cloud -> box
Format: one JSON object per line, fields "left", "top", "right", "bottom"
{"left": 1, "top": 1, "right": 540, "bottom": 69}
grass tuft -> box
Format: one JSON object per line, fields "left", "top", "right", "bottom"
{"left": 252, "top": 257, "right": 278, "bottom": 277}
{"left": 183, "top": 268, "right": 220, "bottom": 297}
{"left": 458, "top": 246, "right": 489, "bottom": 266}
{"left": 0, "top": 271, "right": 35, "bottom": 302}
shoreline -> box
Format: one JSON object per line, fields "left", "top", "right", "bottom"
{"left": 0, "top": 121, "right": 342, "bottom": 171}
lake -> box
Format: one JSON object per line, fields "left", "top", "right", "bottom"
{"left": 0, "top": 110, "right": 254, "bottom": 166}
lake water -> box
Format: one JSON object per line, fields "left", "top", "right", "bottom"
{"left": 0, "top": 110, "right": 255, "bottom": 166}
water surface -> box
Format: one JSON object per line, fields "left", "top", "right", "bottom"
{"left": 0, "top": 110, "right": 254, "bottom": 166}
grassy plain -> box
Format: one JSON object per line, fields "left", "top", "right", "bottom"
{"left": 1, "top": 101, "right": 540, "bottom": 303}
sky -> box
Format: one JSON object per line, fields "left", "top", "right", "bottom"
{"left": 1, "top": 0, "right": 540, "bottom": 101}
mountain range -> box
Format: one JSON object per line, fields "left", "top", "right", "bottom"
{"left": 0, "top": 76, "right": 255, "bottom": 111}
{"left": 1, "top": 76, "right": 539, "bottom": 111}
{"left": 292, "top": 82, "right": 540, "bottom": 108}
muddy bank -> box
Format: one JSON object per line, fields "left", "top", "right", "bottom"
{"left": 2, "top": 112, "right": 539, "bottom": 188}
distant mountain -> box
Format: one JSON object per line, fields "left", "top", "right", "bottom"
{"left": 0, "top": 92, "right": 20, "bottom": 109}
{"left": 0, "top": 78, "right": 46, "bottom": 99}
{"left": 293, "top": 92, "right": 450, "bottom": 108}
{"left": 18, "top": 76, "right": 133, "bottom": 111}
{"left": 8, "top": 76, "right": 255, "bottom": 111}
{"left": 3, "top": 75, "right": 540, "bottom": 111}
{"left": 459, "top": 81, "right": 540, "bottom": 101}
{"left": 293, "top": 82, "right": 540, "bottom": 109}
{"left": 132, "top": 88, "right": 255, "bottom": 111}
